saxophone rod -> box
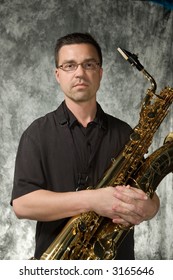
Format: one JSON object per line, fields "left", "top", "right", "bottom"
{"left": 117, "top": 47, "right": 157, "bottom": 93}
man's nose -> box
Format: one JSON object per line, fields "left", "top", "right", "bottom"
{"left": 74, "top": 64, "right": 86, "bottom": 76}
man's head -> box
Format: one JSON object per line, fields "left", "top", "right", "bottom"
{"left": 55, "top": 32, "right": 102, "bottom": 68}
{"left": 55, "top": 33, "right": 103, "bottom": 105}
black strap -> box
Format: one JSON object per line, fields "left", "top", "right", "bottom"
{"left": 56, "top": 102, "right": 106, "bottom": 191}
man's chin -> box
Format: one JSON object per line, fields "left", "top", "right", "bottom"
{"left": 69, "top": 92, "right": 92, "bottom": 103}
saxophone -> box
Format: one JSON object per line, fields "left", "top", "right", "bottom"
{"left": 40, "top": 49, "right": 173, "bottom": 260}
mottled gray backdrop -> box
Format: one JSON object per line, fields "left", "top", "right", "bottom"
{"left": 0, "top": 0, "right": 173, "bottom": 260}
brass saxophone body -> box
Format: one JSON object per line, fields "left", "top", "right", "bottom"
{"left": 40, "top": 49, "right": 173, "bottom": 260}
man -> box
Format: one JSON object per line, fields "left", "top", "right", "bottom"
{"left": 11, "top": 32, "right": 159, "bottom": 259}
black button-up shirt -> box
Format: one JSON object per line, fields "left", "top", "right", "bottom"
{"left": 12, "top": 101, "right": 134, "bottom": 259}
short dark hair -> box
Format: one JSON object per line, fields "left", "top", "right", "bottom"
{"left": 54, "top": 32, "right": 102, "bottom": 68}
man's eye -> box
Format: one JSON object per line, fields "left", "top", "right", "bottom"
{"left": 64, "top": 63, "right": 76, "bottom": 69}
{"left": 85, "top": 62, "right": 93, "bottom": 68}
{"left": 84, "top": 62, "right": 96, "bottom": 69}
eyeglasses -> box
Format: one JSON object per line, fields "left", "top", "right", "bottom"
{"left": 57, "top": 60, "right": 101, "bottom": 72}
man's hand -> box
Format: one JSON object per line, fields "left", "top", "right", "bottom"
{"left": 112, "top": 185, "right": 159, "bottom": 226}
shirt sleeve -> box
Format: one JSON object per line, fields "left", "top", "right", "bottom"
{"left": 11, "top": 127, "right": 46, "bottom": 203}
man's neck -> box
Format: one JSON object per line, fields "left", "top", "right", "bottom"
{"left": 65, "top": 99, "right": 97, "bottom": 127}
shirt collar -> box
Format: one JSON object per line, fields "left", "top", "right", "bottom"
{"left": 61, "top": 101, "right": 107, "bottom": 130}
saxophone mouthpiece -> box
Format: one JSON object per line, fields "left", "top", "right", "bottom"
{"left": 117, "top": 47, "right": 144, "bottom": 71}
{"left": 117, "top": 47, "right": 158, "bottom": 96}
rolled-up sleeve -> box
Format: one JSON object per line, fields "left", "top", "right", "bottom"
{"left": 11, "top": 127, "right": 46, "bottom": 203}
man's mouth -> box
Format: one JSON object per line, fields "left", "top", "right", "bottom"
{"left": 73, "top": 83, "right": 88, "bottom": 88}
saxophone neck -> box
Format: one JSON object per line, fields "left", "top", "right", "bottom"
{"left": 117, "top": 48, "right": 157, "bottom": 93}
{"left": 141, "top": 69, "right": 157, "bottom": 93}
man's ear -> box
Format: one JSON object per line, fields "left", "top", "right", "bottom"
{"left": 55, "top": 68, "right": 60, "bottom": 84}
{"left": 99, "top": 67, "right": 103, "bottom": 80}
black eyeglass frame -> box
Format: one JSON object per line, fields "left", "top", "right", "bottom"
{"left": 57, "top": 60, "right": 101, "bottom": 72}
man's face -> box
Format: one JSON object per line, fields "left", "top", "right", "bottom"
{"left": 55, "top": 43, "right": 103, "bottom": 104}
